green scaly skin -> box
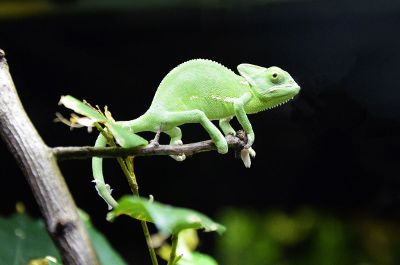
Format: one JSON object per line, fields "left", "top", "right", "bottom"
{"left": 93, "top": 59, "right": 300, "bottom": 208}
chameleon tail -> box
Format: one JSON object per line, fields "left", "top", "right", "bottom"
{"left": 119, "top": 113, "right": 154, "bottom": 133}
{"left": 92, "top": 133, "right": 118, "bottom": 209}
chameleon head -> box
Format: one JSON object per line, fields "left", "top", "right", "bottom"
{"left": 237, "top": 64, "right": 300, "bottom": 109}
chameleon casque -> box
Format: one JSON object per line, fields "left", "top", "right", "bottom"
{"left": 92, "top": 59, "right": 300, "bottom": 208}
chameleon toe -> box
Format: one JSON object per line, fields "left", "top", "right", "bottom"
{"left": 171, "top": 154, "right": 186, "bottom": 161}
{"left": 216, "top": 141, "right": 229, "bottom": 154}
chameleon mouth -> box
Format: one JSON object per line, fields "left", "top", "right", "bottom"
{"left": 263, "top": 96, "right": 296, "bottom": 111}
{"left": 267, "top": 84, "right": 292, "bottom": 93}
{"left": 266, "top": 83, "right": 300, "bottom": 93}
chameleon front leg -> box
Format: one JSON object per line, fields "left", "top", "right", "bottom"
{"left": 234, "top": 93, "right": 255, "bottom": 148}
{"left": 220, "top": 116, "right": 255, "bottom": 153}
{"left": 219, "top": 116, "right": 236, "bottom": 136}
{"left": 220, "top": 114, "right": 256, "bottom": 166}
{"left": 232, "top": 94, "right": 257, "bottom": 167}
{"left": 164, "top": 127, "right": 186, "bottom": 161}
{"left": 163, "top": 110, "right": 228, "bottom": 154}
{"left": 92, "top": 133, "right": 118, "bottom": 209}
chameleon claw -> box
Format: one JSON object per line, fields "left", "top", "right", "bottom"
{"left": 240, "top": 147, "right": 255, "bottom": 168}
{"left": 171, "top": 154, "right": 186, "bottom": 161}
{"left": 174, "top": 140, "right": 183, "bottom": 145}
{"left": 240, "top": 148, "right": 252, "bottom": 168}
{"left": 170, "top": 140, "right": 186, "bottom": 161}
{"left": 216, "top": 140, "right": 229, "bottom": 154}
{"left": 226, "top": 129, "right": 236, "bottom": 136}
{"left": 248, "top": 147, "right": 256, "bottom": 158}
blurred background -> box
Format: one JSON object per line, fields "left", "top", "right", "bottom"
{"left": 0, "top": 0, "right": 399, "bottom": 264}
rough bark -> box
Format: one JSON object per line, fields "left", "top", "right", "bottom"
{"left": 0, "top": 50, "right": 99, "bottom": 265}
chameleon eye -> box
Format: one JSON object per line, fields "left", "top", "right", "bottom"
{"left": 270, "top": 72, "right": 280, "bottom": 84}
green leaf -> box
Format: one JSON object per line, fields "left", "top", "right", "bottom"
{"left": 158, "top": 230, "right": 219, "bottom": 265}
{"left": 0, "top": 213, "right": 60, "bottom": 265}
{"left": 59, "top": 95, "right": 106, "bottom": 122}
{"left": 0, "top": 212, "right": 128, "bottom": 265}
{"left": 59, "top": 95, "right": 148, "bottom": 148}
{"left": 106, "top": 123, "right": 148, "bottom": 148}
{"left": 79, "top": 210, "right": 127, "bottom": 265}
{"left": 178, "top": 252, "right": 219, "bottom": 265}
{"left": 107, "top": 196, "right": 226, "bottom": 235}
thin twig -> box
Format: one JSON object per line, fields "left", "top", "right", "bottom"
{"left": 52, "top": 135, "right": 246, "bottom": 160}
{"left": 149, "top": 125, "right": 162, "bottom": 147}
{"left": 120, "top": 158, "right": 159, "bottom": 265}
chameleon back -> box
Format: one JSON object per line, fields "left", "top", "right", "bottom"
{"left": 149, "top": 59, "right": 249, "bottom": 120}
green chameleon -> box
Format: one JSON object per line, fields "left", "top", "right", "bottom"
{"left": 92, "top": 59, "right": 300, "bottom": 208}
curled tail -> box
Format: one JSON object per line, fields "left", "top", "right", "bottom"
{"left": 92, "top": 133, "right": 118, "bottom": 209}
{"left": 92, "top": 114, "right": 152, "bottom": 209}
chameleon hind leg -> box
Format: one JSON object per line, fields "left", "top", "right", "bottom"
{"left": 163, "top": 110, "right": 228, "bottom": 154}
{"left": 164, "top": 127, "right": 186, "bottom": 161}
{"left": 219, "top": 116, "right": 236, "bottom": 136}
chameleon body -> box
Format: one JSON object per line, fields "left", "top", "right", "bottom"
{"left": 92, "top": 59, "right": 300, "bottom": 208}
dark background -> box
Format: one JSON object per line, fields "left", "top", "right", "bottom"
{"left": 0, "top": 0, "right": 399, "bottom": 264}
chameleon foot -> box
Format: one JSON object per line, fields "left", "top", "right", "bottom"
{"left": 170, "top": 140, "right": 186, "bottom": 161}
{"left": 248, "top": 147, "right": 256, "bottom": 158}
{"left": 215, "top": 140, "right": 229, "bottom": 154}
{"left": 240, "top": 147, "right": 256, "bottom": 168}
{"left": 172, "top": 154, "right": 186, "bottom": 161}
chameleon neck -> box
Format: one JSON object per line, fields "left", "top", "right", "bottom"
{"left": 243, "top": 85, "right": 267, "bottom": 114}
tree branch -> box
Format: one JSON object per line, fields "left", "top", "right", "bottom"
{"left": 0, "top": 50, "right": 99, "bottom": 265}
{"left": 52, "top": 135, "right": 246, "bottom": 160}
